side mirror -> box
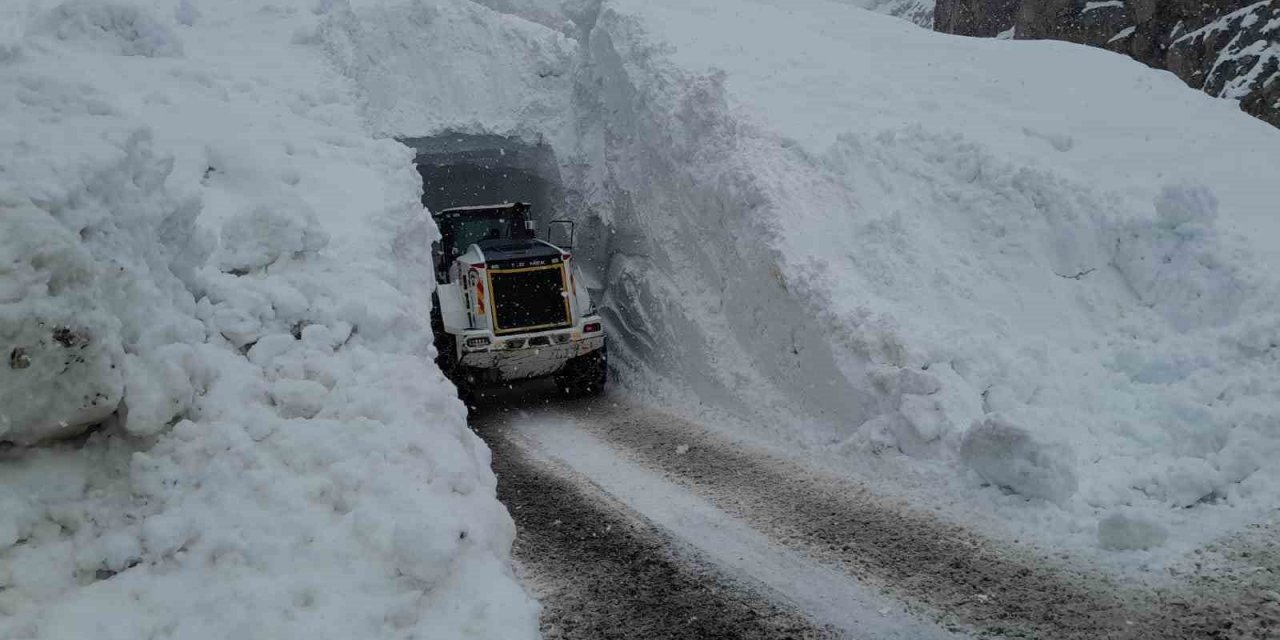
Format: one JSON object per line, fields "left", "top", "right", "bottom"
{"left": 548, "top": 220, "right": 575, "bottom": 249}
{"left": 525, "top": 220, "right": 538, "bottom": 233}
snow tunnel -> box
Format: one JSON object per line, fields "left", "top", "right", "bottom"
{"left": 399, "top": 133, "right": 566, "bottom": 219}
{"left": 395, "top": 130, "right": 881, "bottom": 442}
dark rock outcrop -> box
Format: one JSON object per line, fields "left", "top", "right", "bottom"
{"left": 935, "top": 0, "right": 1020, "bottom": 36}
{"left": 934, "top": 0, "right": 1280, "bottom": 128}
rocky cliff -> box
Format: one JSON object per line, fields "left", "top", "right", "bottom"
{"left": 933, "top": 0, "right": 1280, "bottom": 128}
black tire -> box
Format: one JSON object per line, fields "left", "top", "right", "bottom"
{"left": 430, "top": 295, "right": 473, "bottom": 406}
{"left": 430, "top": 294, "right": 455, "bottom": 372}
{"left": 555, "top": 342, "right": 608, "bottom": 397}
{"left": 439, "top": 338, "right": 478, "bottom": 408}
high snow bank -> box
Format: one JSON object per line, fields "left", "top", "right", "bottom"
{"left": 0, "top": 0, "right": 537, "bottom": 636}
{"left": 321, "top": 0, "right": 576, "bottom": 140}
{"left": 578, "top": 0, "right": 1280, "bottom": 566}
{"left": 154, "top": 0, "right": 1280, "bottom": 572}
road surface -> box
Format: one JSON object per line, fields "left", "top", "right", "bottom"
{"left": 470, "top": 386, "right": 1274, "bottom": 639}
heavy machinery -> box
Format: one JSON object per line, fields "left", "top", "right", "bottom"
{"left": 430, "top": 202, "right": 607, "bottom": 397}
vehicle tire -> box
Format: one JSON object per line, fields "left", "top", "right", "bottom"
{"left": 441, "top": 342, "right": 479, "bottom": 408}
{"left": 556, "top": 342, "right": 607, "bottom": 397}
{"left": 430, "top": 294, "right": 455, "bottom": 373}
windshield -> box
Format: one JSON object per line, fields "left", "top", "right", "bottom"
{"left": 445, "top": 215, "right": 515, "bottom": 254}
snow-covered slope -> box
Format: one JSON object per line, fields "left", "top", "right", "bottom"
{"left": 840, "top": 0, "right": 936, "bottom": 28}
{"left": 935, "top": 0, "right": 1280, "bottom": 129}
{"left": 569, "top": 0, "right": 1280, "bottom": 566}
{"left": 0, "top": 1, "right": 537, "bottom": 637}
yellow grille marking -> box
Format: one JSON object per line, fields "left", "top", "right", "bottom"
{"left": 487, "top": 263, "right": 572, "bottom": 335}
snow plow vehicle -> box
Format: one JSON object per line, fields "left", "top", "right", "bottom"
{"left": 430, "top": 202, "right": 606, "bottom": 397}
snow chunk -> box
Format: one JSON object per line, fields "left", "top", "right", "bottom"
{"left": 217, "top": 201, "right": 330, "bottom": 273}
{"left": 898, "top": 394, "right": 949, "bottom": 446}
{"left": 1097, "top": 510, "right": 1169, "bottom": 551}
{"left": 0, "top": 204, "right": 124, "bottom": 444}
{"left": 1142, "top": 457, "right": 1223, "bottom": 508}
{"left": 34, "top": 0, "right": 184, "bottom": 58}
{"left": 268, "top": 379, "right": 328, "bottom": 419}
{"left": 119, "top": 344, "right": 202, "bottom": 437}
{"left": 1111, "top": 185, "right": 1249, "bottom": 331}
{"left": 960, "top": 416, "right": 1078, "bottom": 504}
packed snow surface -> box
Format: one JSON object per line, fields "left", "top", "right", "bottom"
{"left": 0, "top": 0, "right": 538, "bottom": 637}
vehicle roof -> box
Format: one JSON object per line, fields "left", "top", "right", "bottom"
{"left": 434, "top": 202, "right": 529, "bottom": 216}
{"left": 476, "top": 238, "right": 563, "bottom": 263}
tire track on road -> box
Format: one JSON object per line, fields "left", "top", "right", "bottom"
{"left": 546, "top": 397, "right": 1271, "bottom": 640}
{"left": 473, "top": 400, "right": 839, "bottom": 639}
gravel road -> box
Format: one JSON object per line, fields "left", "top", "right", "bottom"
{"left": 471, "top": 388, "right": 1278, "bottom": 639}
{"left": 472, "top": 396, "right": 839, "bottom": 639}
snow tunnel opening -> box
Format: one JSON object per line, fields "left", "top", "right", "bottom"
{"left": 399, "top": 133, "right": 567, "bottom": 221}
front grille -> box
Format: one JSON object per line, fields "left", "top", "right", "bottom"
{"left": 489, "top": 265, "right": 570, "bottom": 334}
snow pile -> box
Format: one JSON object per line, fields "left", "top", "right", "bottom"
{"left": 0, "top": 0, "right": 537, "bottom": 636}
{"left": 572, "top": 0, "right": 1280, "bottom": 563}
{"left": 216, "top": 203, "right": 331, "bottom": 275}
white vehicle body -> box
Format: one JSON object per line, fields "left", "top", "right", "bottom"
{"left": 432, "top": 203, "right": 606, "bottom": 389}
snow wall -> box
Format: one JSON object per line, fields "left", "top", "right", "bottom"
{"left": 321, "top": 0, "right": 1280, "bottom": 562}
{"left": 578, "top": 1, "right": 1280, "bottom": 563}
{"left": 0, "top": 0, "right": 538, "bottom": 637}
{"left": 570, "top": 0, "right": 1280, "bottom": 562}
{"left": 566, "top": 11, "right": 887, "bottom": 441}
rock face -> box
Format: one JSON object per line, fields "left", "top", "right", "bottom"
{"left": 933, "top": 0, "right": 1280, "bottom": 128}
{"left": 935, "top": 0, "right": 1021, "bottom": 36}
